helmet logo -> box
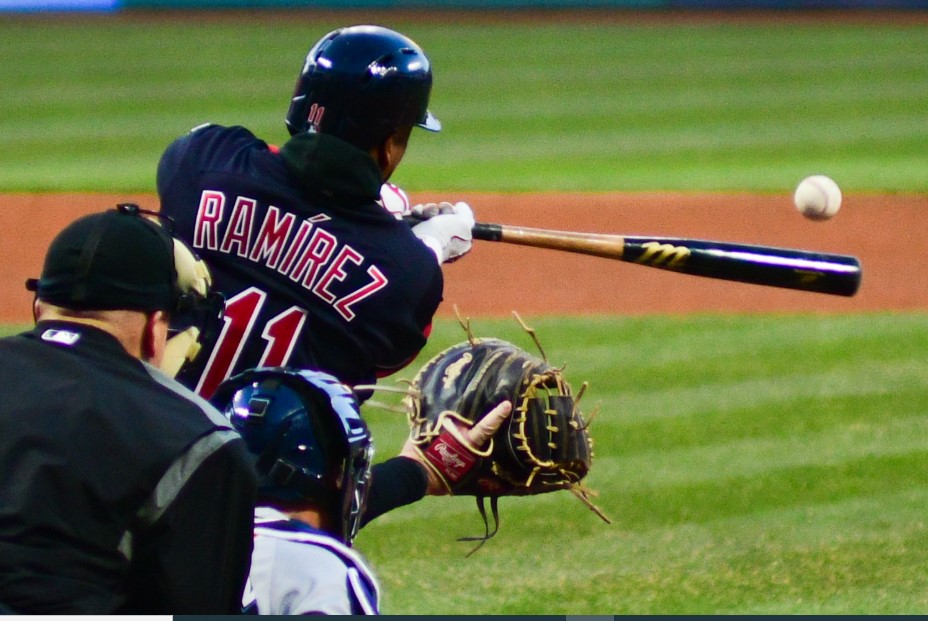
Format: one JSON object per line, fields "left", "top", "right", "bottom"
{"left": 306, "top": 103, "right": 326, "bottom": 133}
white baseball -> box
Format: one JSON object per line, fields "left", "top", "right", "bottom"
{"left": 794, "top": 175, "right": 842, "bottom": 221}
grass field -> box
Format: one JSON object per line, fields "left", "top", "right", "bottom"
{"left": 2, "top": 12, "right": 927, "bottom": 615}
{"left": 1, "top": 14, "right": 927, "bottom": 191}
{"left": 357, "top": 313, "right": 928, "bottom": 614}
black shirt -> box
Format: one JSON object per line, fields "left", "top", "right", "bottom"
{"left": 0, "top": 321, "right": 257, "bottom": 614}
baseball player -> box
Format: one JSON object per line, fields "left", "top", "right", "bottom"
{"left": 212, "top": 368, "right": 382, "bottom": 615}
{"left": 211, "top": 366, "right": 512, "bottom": 614}
{"left": 157, "top": 24, "right": 474, "bottom": 402}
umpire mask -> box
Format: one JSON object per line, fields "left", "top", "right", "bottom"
{"left": 25, "top": 203, "right": 225, "bottom": 378}
{"left": 161, "top": 233, "right": 225, "bottom": 378}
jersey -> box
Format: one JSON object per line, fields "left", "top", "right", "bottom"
{"left": 157, "top": 124, "right": 443, "bottom": 398}
{"left": 244, "top": 507, "right": 380, "bottom": 615}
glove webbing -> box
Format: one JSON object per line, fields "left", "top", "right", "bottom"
{"left": 511, "top": 374, "right": 586, "bottom": 486}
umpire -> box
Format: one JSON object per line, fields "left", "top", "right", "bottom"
{"left": 0, "top": 205, "right": 257, "bottom": 614}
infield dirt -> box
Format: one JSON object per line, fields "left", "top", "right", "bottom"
{"left": 1, "top": 191, "right": 924, "bottom": 323}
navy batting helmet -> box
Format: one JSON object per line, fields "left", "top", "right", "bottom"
{"left": 285, "top": 24, "right": 441, "bottom": 149}
{"left": 212, "top": 367, "right": 373, "bottom": 544}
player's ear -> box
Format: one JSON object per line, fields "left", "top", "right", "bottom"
{"left": 374, "top": 126, "right": 412, "bottom": 181}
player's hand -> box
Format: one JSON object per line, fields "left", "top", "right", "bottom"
{"left": 378, "top": 182, "right": 412, "bottom": 219}
{"left": 400, "top": 400, "right": 512, "bottom": 496}
{"left": 410, "top": 201, "right": 475, "bottom": 264}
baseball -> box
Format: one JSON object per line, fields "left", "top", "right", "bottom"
{"left": 794, "top": 175, "right": 842, "bottom": 221}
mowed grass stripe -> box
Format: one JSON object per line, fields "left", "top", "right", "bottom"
{"left": 1, "top": 19, "right": 926, "bottom": 191}
{"left": 608, "top": 410, "right": 928, "bottom": 487}
{"left": 366, "top": 488, "right": 928, "bottom": 613}
{"left": 611, "top": 359, "right": 926, "bottom": 424}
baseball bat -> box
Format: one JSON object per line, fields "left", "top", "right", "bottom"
{"left": 471, "top": 222, "right": 861, "bottom": 297}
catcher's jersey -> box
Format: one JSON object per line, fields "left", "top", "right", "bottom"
{"left": 157, "top": 124, "right": 443, "bottom": 397}
{"left": 244, "top": 507, "right": 380, "bottom": 615}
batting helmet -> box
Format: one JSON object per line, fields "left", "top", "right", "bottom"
{"left": 212, "top": 367, "right": 373, "bottom": 544}
{"left": 285, "top": 24, "right": 441, "bottom": 149}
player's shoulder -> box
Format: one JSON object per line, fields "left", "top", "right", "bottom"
{"left": 254, "top": 513, "right": 379, "bottom": 597}
{"left": 165, "top": 123, "right": 261, "bottom": 154}
{"left": 254, "top": 517, "right": 370, "bottom": 572}
{"left": 143, "top": 363, "right": 233, "bottom": 430}
{"left": 253, "top": 516, "right": 380, "bottom": 614}
{"left": 160, "top": 123, "right": 269, "bottom": 177}
{"left": 182, "top": 123, "right": 263, "bottom": 147}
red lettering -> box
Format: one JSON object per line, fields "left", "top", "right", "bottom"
{"left": 249, "top": 206, "right": 295, "bottom": 269}
{"left": 314, "top": 245, "right": 362, "bottom": 305}
{"left": 334, "top": 266, "right": 388, "bottom": 321}
{"left": 194, "top": 191, "right": 225, "bottom": 250}
{"left": 220, "top": 197, "right": 256, "bottom": 257}
{"left": 277, "top": 220, "right": 312, "bottom": 276}
{"left": 289, "top": 229, "right": 336, "bottom": 288}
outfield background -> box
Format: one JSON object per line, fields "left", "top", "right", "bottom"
{"left": 0, "top": 11, "right": 926, "bottom": 614}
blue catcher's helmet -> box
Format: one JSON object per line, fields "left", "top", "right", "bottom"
{"left": 285, "top": 24, "right": 441, "bottom": 149}
{"left": 211, "top": 367, "right": 373, "bottom": 544}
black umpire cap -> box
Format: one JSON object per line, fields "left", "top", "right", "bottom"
{"left": 26, "top": 204, "right": 177, "bottom": 312}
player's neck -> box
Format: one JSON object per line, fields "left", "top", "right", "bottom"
{"left": 286, "top": 506, "right": 325, "bottom": 530}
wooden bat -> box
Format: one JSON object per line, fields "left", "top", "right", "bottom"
{"left": 472, "top": 222, "right": 861, "bottom": 297}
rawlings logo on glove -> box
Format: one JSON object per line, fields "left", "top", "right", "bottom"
{"left": 403, "top": 311, "right": 610, "bottom": 554}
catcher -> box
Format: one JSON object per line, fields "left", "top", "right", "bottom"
{"left": 401, "top": 314, "right": 610, "bottom": 554}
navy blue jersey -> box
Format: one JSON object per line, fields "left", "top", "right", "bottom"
{"left": 158, "top": 125, "right": 443, "bottom": 397}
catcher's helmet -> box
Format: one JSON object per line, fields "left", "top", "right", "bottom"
{"left": 212, "top": 367, "right": 373, "bottom": 544}
{"left": 285, "top": 24, "right": 441, "bottom": 149}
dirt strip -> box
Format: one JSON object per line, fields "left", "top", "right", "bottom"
{"left": 1, "top": 191, "right": 924, "bottom": 323}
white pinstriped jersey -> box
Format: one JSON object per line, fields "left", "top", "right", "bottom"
{"left": 243, "top": 507, "right": 380, "bottom": 615}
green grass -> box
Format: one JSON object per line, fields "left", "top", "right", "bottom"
{"left": 350, "top": 313, "right": 928, "bottom": 614}
{"left": 1, "top": 15, "right": 927, "bottom": 192}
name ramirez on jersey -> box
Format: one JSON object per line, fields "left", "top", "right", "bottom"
{"left": 194, "top": 191, "right": 387, "bottom": 322}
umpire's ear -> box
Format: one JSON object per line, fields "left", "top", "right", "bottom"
{"left": 142, "top": 310, "right": 169, "bottom": 368}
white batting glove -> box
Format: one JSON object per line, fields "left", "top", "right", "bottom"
{"left": 377, "top": 182, "right": 411, "bottom": 219}
{"left": 410, "top": 201, "right": 475, "bottom": 264}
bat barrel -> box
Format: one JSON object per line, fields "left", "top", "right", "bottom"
{"left": 621, "top": 237, "right": 861, "bottom": 297}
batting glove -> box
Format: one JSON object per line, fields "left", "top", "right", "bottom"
{"left": 410, "top": 201, "right": 475, "bottom": 264}
{"left": 378, "top": 182, "right": 412, "bottom": 220}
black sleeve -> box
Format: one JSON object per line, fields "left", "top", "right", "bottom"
{"left": 121, "top": 435, "right": 257, "bottom": 614}
{"left": 360, "top": 456, "right": 428, "bottom": 527}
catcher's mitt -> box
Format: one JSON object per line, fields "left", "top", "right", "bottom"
{"left": 404, "top": 315, "right": 609, "bottom": 552}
